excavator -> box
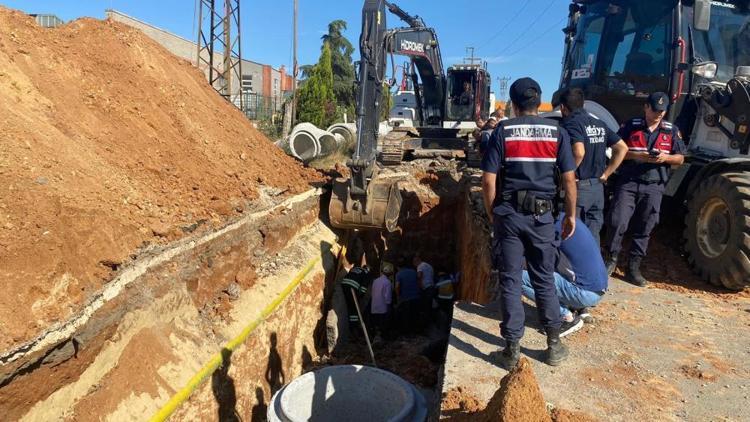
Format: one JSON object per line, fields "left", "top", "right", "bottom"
{"left": 554, "top": 0, "right": 750, "bottom": 289}
{"left": 329, "top": 0, "right": 490, "bottom": 232}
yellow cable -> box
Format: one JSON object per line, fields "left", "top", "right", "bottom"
{"left": 150, "top": 242, "right": 339, "bottom": 422}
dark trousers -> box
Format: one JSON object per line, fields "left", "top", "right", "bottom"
{"left": 494, "top": 208, "right": 561, "bottom": 342}
{"left": 342, "top": 285, "right": 362, "bottom": 335}
{"left": 577, "top": 179, "right": 605, "bottom": 245}
{"left": 605, "top": 180, "right": 664, "bottom": 259}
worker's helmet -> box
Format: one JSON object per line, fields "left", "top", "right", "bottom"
{"left": 381, "top": 261, "right": 395, "bottom": 276}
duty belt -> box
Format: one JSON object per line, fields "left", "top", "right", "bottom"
{"left": 501, "top": 190, "right": 553, "bottom": 218}
{"left": 576, "top": 178, "right": 601, "bottom": 187}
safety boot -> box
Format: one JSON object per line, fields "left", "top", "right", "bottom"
{"left": 626, "top": 257, "right": 648, "bottom": 287}
{"left": 545, "top": 329, "right": 569, "bottom": 366}
{"left": 605, "top": 255, "right": 618, "bottom": 276}
{"left": 491, "top": 340, "right": 520, "bottom": 369}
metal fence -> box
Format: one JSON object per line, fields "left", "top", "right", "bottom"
{"left": 233, "top": 92, "right": 282, "bottom": 121}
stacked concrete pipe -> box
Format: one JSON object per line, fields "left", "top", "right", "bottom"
{"left": 326, "top": 123, "right": 357, "bottom": 146}
{"left": 289, "top": 123, "right": 341, "bottom": 162}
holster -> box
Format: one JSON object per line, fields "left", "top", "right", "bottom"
{"left": 503, "top": 190, "right": 553, "bottom": 218}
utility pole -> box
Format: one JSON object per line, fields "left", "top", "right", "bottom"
{"left": 283, "top": 0, "right": 298, "bottom": 137}
{"left": 292, "top": 0, "right": 298, "bottom": 125}
{"left": 196, "top": 0, "right": 243, "bottom": 109}
{"left": 464, "top": 47, "right": 480, "bottom": 65}
{"left": 497, "top": 76, "right": 511, "bottom": 102}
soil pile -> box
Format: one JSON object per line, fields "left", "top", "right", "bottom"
{"left": 0, "top": 7, "right": 320, "bottom": 350}
{"left": 443, "top": 358, "right": 598, "bottom": 421}
{"left": 482, "top": 357, "right": 551, "bottom": 422}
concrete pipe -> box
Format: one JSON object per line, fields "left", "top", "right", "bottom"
{"left": 288, "top": 130, "right": 320, "bottom": 162}
{"left": 326, "top": 123, "right": 357, "bottom": 146}
{"left": 268, "top": 365, "right": 426, "bottom": 422}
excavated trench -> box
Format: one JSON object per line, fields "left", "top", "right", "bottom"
{"left": 0, "top": 161, "right": 494, "bottom": 421}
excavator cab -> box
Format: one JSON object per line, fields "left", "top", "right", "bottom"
{"left": 445, "top": 65, "right": 491, "bottom": 123}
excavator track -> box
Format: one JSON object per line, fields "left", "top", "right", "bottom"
{"left": 379, "top": 131, "right": 408, "bottom": 166}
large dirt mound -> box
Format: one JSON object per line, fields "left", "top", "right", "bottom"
{"left": 0, "top": 7, "right": 319, "bottom": 350}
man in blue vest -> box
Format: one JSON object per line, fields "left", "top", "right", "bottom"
{"left": 605, "top": 92, "right": 686, "bottom": 286}
{"left": 481, "top": 77, "right": 578, "bottom": 367}
{"left": 559, "top": 88, "right": 628, "bottom": 245}
{"left": 522, "top": 214, "right": 608, "bottom": 337}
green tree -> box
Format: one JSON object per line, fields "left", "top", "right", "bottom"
{"left": 297, "top": 42, "right": 336, "bottom": 127}
{"left": 381, "top": 83, "right": 392, "bottom": 121}
{"left": 321, "top": 20, "right": 356, "bottom": 117}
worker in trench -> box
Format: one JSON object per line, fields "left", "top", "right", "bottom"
{"left": 481, "top": 77, "right": 578, "bottom": 368}
{"left": 341, "top": 250, "right": 373, "bottom": 339}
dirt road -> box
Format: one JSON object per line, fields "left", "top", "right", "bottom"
{"left": 443, "top": 277, "right": 750, "bottom": 421}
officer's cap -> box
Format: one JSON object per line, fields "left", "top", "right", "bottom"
{"left": 647, "top": 92, "right": 669, "bottom": 111}
{"left": 509, "top": 77, "right": 542, "bottom": 105}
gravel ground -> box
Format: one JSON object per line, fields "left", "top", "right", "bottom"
{"left": 442, "top": 276, "right": 750, "bottom": 421}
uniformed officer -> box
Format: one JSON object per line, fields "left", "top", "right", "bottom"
{"left": 559, "top": 88, "right": 628, "bottom": 245}
{"left": 604, "top": 92, "right": 686, "bottom": 286}
{"left": 481, "top": 77, "right": 578, "bottom": 367}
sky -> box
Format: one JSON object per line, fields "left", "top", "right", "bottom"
{"left": 2, "top": 0, "right": 571, "bottom": 101}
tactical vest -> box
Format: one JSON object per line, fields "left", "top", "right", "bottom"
{"left": 498, "top": 117, "right": 561, "bottom": 199}
{"left": 622, "top": 118, "right": 675, "bottom": 183}
{"left": 624, "top": 119, "right": 675, "bottom": 154}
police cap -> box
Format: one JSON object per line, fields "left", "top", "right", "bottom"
{"left": 647, "top": 92, "right": 669, "bottom": 111}
{"left": 509, "top": 77, "right": 542, "bottom": 105}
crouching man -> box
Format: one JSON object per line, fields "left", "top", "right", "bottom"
{"left": 522, "top": 213, "right": 607, "bottom": 337}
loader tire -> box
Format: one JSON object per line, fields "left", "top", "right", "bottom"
{"left": 684, "top": 172, "right": 750, "bottom": 290}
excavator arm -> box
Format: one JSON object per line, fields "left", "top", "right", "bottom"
{"left": 329, "top": 0, "right": 447, "bottom": 232}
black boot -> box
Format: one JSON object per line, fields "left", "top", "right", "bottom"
{"left": 605, "top": 255, "right": 618, "bottom": 276}
{"left": 491, "top": 340, "right": 520, "bottom": 369}
{"left": 546, "top": 329, "right": 569, "bottom": 366}
{"left": 626, "top": 256, "right": 648, "bottom": 287}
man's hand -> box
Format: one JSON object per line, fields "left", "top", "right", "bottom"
{"left": 647, "top": 153, "right": 668, "bottom": 164}
{"left": 599, "top": 172, "right": 610, "bottom": 183}
{"left": 561, "top": 214, "right": 576, "bottom": 240}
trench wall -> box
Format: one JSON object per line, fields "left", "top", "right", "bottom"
{"left": 456, "top": 176, "right": 495, "bottom": 304}
{"left": 1, "top": 189, "right": 337, "bottom": 421}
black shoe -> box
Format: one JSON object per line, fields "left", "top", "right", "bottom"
{"left": 576, "top": 307, "right": 594, "bottom": 324}
{"left": 490, "top": 340, "right": 520, "bottom": 369}
{"left": 559, "top": 315, "right": 584, "bottom": 338}
{"left": 545, "top": 330, "right": 569, "bottom": 366}
{"left": 626, "top": 257, "right": 648, "bottom": 287}
{"left": 605, "top": 256, "right": 618, "bottom": 276}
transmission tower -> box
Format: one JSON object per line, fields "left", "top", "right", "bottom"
{"left": 196, "top": 0, "right": 243, "bottom": 108}
{"left": 497, "top": 76, "right": 511, "bottom": 102}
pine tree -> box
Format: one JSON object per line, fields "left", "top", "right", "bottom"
{"left": 321, "top": 20, "right": 356, "bottom": 118}
{"left": 296, "top": 42, "right": 336, "bottom": 128}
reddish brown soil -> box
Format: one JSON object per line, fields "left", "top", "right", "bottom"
{"left": 0, "top": 7, "right": 320, "bottom": 350}
{"left": 550, "top": 408, "right": 599, "bottom": 422}
{"left": 443, "top": 358, "right": 599, "bottom": 422}
{"left": 626, "top": 227, "right": 749, "bottom": 299}
{"left": 484, "top": 357, "right": 551, "bottom": 422}
{"left": 679, "top": 364, "right": 717, "bottom": 382}
{"left": 315, "top": 337, "right": 440, "bottom": 388}
{"left": 442, "top": 386, "right": 485, "bottom": 413}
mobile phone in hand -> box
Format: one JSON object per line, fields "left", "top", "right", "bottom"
{"left": 648, "top": 150, "right": 660, "bottom": 157}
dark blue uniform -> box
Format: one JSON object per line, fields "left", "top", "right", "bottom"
{"left": 605, "top": 118, "right": 686, "bottom": 259}
{"left": 342, "top": 266, "right": 371, "bottom": 331}
{"left": 561, "top": 110, "right": 621, "bottom": 245}
{"left": 482, "top": 116, "right": 576, "bottom": 342}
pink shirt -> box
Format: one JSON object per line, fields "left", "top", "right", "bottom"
{"left": 370, "top": 275, "right": 392, "bottom": 314}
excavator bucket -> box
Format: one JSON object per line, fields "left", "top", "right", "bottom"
{"left": 329, "top": 176, "right": 403, "bottom": 232}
